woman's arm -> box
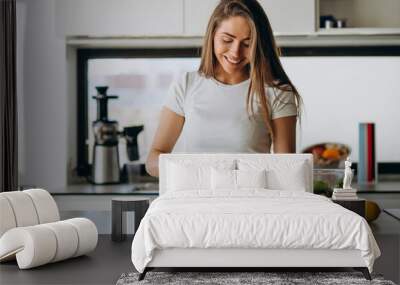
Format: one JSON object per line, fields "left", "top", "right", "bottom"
{"left": 145, "top": 107, "right": 185, "bottom": 177}
{"left": 271, "top": 115, "right": 297, "bottom": 153}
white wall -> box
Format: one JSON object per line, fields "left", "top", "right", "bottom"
{"left": 283, "top": 57, "right": 400, "bottom": 161}
{"left": 16, "top": 1, "right": 26, "bottom": 185}
{"left": 17, "top": 1, "right": 400, "bottom": 189}
{"left": 17, "top": 0, "right": 68, "bottom": 189}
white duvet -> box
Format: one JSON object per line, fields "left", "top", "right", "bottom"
{"left": 131, "top": 190, "right": 380, "bottom": 273}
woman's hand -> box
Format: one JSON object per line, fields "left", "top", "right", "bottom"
{"left": 145, "top": 107, "right": 185, "bottom": 177}
{"left": 271, "top": 115, "right": 297, "bottom": 153}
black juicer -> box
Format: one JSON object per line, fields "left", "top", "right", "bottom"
{"left": 91, "top": 86, "right": 143, "bottom": 184}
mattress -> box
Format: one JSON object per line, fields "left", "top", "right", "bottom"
{"left": 131, "top": 190, "right": 380, "bottom": 273}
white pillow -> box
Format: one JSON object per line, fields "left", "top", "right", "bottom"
{"left": 167, "top": 162, "right": 208, "bottom": 191}
{"left": 211, "top": 168, "right": 236, "bottom": 190}
{"left": 238, "top": 159, "right": 308, "bottom": 191}
{"left": 236, "top": 169, "right": 267, "bottom": 189}
{"left": 167, "top": 160, "right": 235, "bottom": 192}
{"left": 266, "top": 163, "right": 307, "bottom": 191}
{"left": 211, "top": 168, "right": 268, "bottom": 190}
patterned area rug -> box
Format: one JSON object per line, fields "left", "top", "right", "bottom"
{"left": 116, "top": 271, "right": 396, "bottom": 285}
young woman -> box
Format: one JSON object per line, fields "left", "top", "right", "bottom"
{"left": 146, "top": 0, "right": 302, "bottom": 177}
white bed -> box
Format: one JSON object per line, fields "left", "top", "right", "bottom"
{"left": 131, "top": 154, "right": 380, "bottom": 280}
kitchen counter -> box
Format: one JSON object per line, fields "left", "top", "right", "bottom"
{"left": 50, "top": 181, "right": 400, "bottom": 195}
{"left": 354, "top": 181, "right": 400, "bottom": 193}
{"left": 50, "top": 183, "right": 159, "bottom": 235}
{"left": 51, "top": 182, "right": 159, "bottom": 195}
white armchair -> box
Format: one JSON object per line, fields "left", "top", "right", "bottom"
{"left": 0, "top": 189, "right": 98, "bottom": 269}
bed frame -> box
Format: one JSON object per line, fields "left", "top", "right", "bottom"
{"left": 138, "top": 154, "right": 372, "bottom": 281}
{"left": 139, "top": 248, "right": 371, "bottom": 280}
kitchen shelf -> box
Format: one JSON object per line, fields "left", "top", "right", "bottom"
{"left": 316, "top": 28, "right": 400, "bottom": 36}
{"left": 66, "top": 34, "right": 400, "bottom": 49}
{"left": 318, "top": 0, "right": 400, "bottom": 34}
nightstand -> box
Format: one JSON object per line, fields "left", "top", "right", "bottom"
{"left": 332, "top": 198, "right": 365, "bottom": 217}
{"left": 111, "top": 197, "right": 150, "bottom": 242}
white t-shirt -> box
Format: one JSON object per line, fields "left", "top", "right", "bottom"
{"left": 164, "top": 71, "right": 297, "bottom": 153}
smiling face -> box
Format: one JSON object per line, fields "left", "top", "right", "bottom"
{"left": 213, "top": 16, "right": 252, "bottom": 84}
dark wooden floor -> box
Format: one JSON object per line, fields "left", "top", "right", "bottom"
{"left": 0, "top": 235, "right": 134, "bottom": 285}
{"left": 1, "top": 213, "right": 399, "bottom": 285}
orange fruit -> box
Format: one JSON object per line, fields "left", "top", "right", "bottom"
{"left": 321, "top": 148, "right": 340, "bottom": 160}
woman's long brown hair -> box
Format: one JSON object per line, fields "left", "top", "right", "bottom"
{"left": 198, "top": 0, "right": 302, "bottom": 141}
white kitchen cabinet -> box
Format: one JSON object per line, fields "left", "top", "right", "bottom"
{"left": 55, "top": 0, "right": 399, "bottom": 40}
{"left": 184, "top": 0, "right": 317, "bottom": 37}
{"left": 55, "top": 0, "right": 183, "bottom": 37}
{"left": 260, "top": 0, "right": 317, "bottom": 35}
{"left": 184, "top": 0, "right": 219, "bottom": 36}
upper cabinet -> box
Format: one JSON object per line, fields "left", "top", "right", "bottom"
{"left": 183, "top": 0, "right": 317, "bottom": 37}
{"left": 57, "top": 0, "right": 400, "bottom": 39}
{"left": 260, "top": 0, "right": 317, "bottom": 35}
{"left": 55, "top": 0, "right": 184, "bottom": 37}
{"left": 184, "top": 0, "right": 219, "bottom": 36}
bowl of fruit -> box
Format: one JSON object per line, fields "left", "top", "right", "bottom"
{"left": 303, "top": 143, "right": 351, "bottom": 169}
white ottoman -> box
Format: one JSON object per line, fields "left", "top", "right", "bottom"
{"left": 0, "top": 189, "right": 98, "bottom": 269}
